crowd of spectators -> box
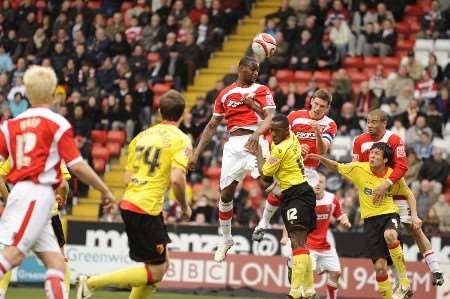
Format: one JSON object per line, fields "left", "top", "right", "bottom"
{"left": 0, "top": 0, "right": 449, "bottom": 234}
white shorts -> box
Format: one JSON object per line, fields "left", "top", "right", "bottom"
{"left": 220, "top": 135, "right": 269, "bottom": 190}
{"left": 395, "top": 199, "right": 411, "bottom": 224}
{"left": 0, "top": 181, "right": 60, "bottom": 254}
{"left": 310, "top": 248, "right": 341, "bottom": 273}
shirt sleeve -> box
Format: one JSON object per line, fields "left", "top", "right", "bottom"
{"left": 388, "top": 135, "right": 408, "bottom": 184}
{"left": 126, "top": 136, "right": 138, "bottom": 172}
{"left": 352, "top": 136, "right": 362, "bottom": 162}
{"left": 254, "top": 86, "right": 276, "bottom": 110}
{"left": 337, "top": 162, "right": 361, "bottom": 187}
{"left": 322, "top": 120, "right": 337, "bottom": 145}
{"left": 172, "top": 138, "right": 192, "bottom": 171}
{"left": 262, "top": 146, "right": 283, "bottom": 177}
{"left": 213, "top": 92, "right": 225, "bottom": 116}
{"left": 332, "top": 195, "right": 346, "bottom": 220}
{"left": 58, "top": 129, "right": 82, "bottom": 167}
{"left": 391, "top": 178, "right": 413, "bottom": 198}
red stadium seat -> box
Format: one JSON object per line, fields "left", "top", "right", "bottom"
{"left": 91, "top": 130, "right": 107, "bottom": 144}
{"left": 363, "top": 57, "right": 381, "bottom": 68}
{"left": 397, "top": 39, "right": 415, "bottom": 52}
{"left": 106, "top": 142, "right": 121, "bottom": 157}
{"left": 92, "top": 146, "right": 110, "bottom": 161}
{"left": 313, "top": 71, "right": 331, "bottom": 82}
{"left": 381, "top": 57, "right": 401, "bottom": 68}
{"left": 410, "top": 21, "right": 421, "bottom": 34}
{"left": 294, "top": 71, "right": 313, "bottom": 82}
{"left": 343, "top": 57, "right": 363, "bottom": 69}
{"left": 107, "top": 130, "right": 126, "bottom": 145}
{"left": 93, "top": 159, "right": 106, "bottom": 173}
{"left": 87, "top": 1, "right": 101, "bottom": 10}
{"left": 120, "top": 1, "right": 133, "bottom": 13}
{"left": 275, "top": 70, "right": 294, "bottom": 83}
{"left": 405, "top": 4, "right": 425, "bottom": 17}
{"left": 152, "top": 83, "right": 171, "bottom": 96}
{"left": 36, "top": 0, "right": 46, "bottom": 9}
{"left": 147, "top": 52, "right": 160, "bottom": 65}
{"left": 348, "top": 70, "right": 369, "bottom": 83}
{"left": 395, "top": 22, "right": 410, "bottom": 35}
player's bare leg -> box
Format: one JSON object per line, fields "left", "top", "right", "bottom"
{"left": 327, "top": 271, "right": 340, "bottom": 299}
{"left": 405, "top": 223, "right": 444, "bottom": 286}
{"left": 215, "top": 181, "right": 238, "bottom": 263}
{"left": 36, "top": 251, "right": 68, "bottom": 299}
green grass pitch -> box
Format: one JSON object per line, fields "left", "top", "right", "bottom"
{"left": 6, "top": 288, "right": 268, "bottom": 298}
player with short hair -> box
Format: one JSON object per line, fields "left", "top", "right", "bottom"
{"left": 308, "top": 142, "right": 421, "bottom": 299}
{"left": 0, "top": 160, "right": 72, "bottom": 299}
{"left": 188, "top": 56, "right": 276, "bottom": 262}
{"left": 248, "top": 113, "right": 318, "bottom": 299}
{"left": 353, "top": 109, "right": 443, "bottom": 286}
{"left": 0, "top": 65, "right": 114, "bottom": 299}
{"left": 76, "top": 90, "right": 192, "bottom": 299}
{"left": 253, "top": 89, "right": 337, "bottom": 241}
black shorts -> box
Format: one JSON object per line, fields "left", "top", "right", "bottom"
{"left": 364, "top": 213, "right": 400, "bottom": 263}
{"left": 281, "top": 183, "right": 317, "bottom": 233}
{"left": 51, "top": 214, "right": 65, "bottom": 248}
{"left": 120, "top": 208, "right": 170, "bottom": 265}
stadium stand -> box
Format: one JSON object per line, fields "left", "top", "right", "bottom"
{"left": 0, "top": 0, "right": 449, "bottom": 234}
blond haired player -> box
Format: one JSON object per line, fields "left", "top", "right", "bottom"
{"left": 0, "top": 66, "right": 114, "bottom": 299}
{"left": 76, "top": 90, "right": 192, "bottom": 299}
{"left": 0, "top": 160, "right": 72, "bottom": 298}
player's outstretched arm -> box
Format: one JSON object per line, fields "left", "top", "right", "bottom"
{"left": 407, "top": 192, "right": 422, "bottom": 231}
{"left": 69, "top": 160, "right": 115, "bottom": 209}
{"left": 171, "top": 167, "right": 191, "bottom": 221}
{"left": 188, "top": 115, "right": 223, "bottom": 171}
{"left": 305, "top": 153, "right": 338, "bottom": 172}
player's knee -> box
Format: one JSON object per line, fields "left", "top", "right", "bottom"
{"left": 328, "top": 271, "right": 340, "bottom": 282}
{"left": 383, "top": 229, "right": 397, "bottom": 244}
{"left": 374, "top": 259, "right": 387, "bottom": 275}
{"left": 2, "top": 246, "right": 25, "bottom": 267}
{"left": 145, "top": 263, "right": 167, "bottom": 283}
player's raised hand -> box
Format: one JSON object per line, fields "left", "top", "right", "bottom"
{"left": 181, "top": 206, "right": 192, "bottom": 222}
{"left": 310, "top": 121, "right": 321, "bottom": 133}
{"left": 411, "top": 215, "right": 423, "bottom": 231}
{"left": 102, "top": 190, "right": 116, "bottom": 211}
{"left": 305, "top": 153, "right": 321, "bottom": 160}
{"left": 340, "top": 215, "right": 352, "bottom": 229}
{"left": 373, "top": 181, "right": 390, "bottom": 204}
{"left": 245, "top": 132, "right": 260, "bottom": 154}
{"left": 301, "top": 143, "right": 310, "bottom": 156}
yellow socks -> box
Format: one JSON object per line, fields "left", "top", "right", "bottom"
{"left": 129, "top": 284, "right": 157, "bottom": 299}
{"left": 0, "top": 271, "right": 11, "bottom": 296}
{"left": 289, "top": 248, "right": 312, "bottom": 299}
{"left": 87, "top": 266, "right": 150, "bottom": 290}
{"left": 64, "top": 261, "right": 71, "bottom": 293}
{"left": 302, "top": 253, "right": 316, "bottom": 297}
{"left": 376, "top": 274, "right": 392, "bottom": 299}
{"left": 388, "top": 240, "right": 410, "bottom": 288}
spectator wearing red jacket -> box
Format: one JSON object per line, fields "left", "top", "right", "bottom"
{"left": 189, "top": 0, "right": 208, "bottom": 25}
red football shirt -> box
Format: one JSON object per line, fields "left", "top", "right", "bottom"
{"left": 288, "top": 109, "right": 337, "bottom": 168}
{"left": 352, "top": 130, "right": 408, "bottom": 184}
{"left": 0, "top": 108, "right": 82, "bottom": 185}
{"left": 213, "top": 82, "right": 276, "bottom": 132}
{"left": 307, "top": 191, "right": 345, "bottom": 251}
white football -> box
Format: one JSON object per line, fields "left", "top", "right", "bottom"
{"left": 251, "top": 33, "right": 277, "bottom": 60}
